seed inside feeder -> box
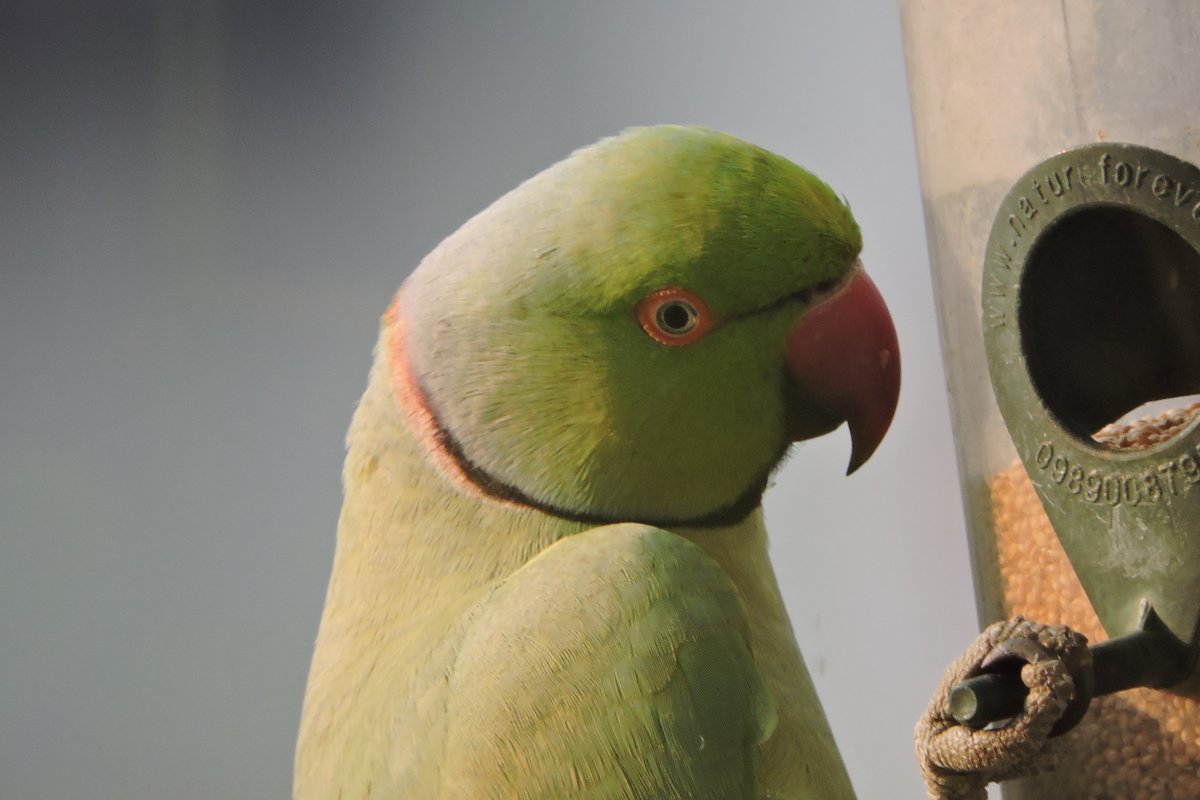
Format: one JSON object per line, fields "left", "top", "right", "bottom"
{"left": 991, "top": 403, "right": 1200, "bottom": 799}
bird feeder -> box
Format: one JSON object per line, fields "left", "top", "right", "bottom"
{"left": 900, "top": 4, "right": 1200, "bottom": 797}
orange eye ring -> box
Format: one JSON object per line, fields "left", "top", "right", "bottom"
{"left": 636, "top": 287, "right": 713, "bottom": 346}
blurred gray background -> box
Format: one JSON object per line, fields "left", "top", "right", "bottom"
{"left": 1, "top": 2, "right": 978, "bottom": 797}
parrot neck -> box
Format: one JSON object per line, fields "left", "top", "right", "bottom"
{"left": 312, "top": 318, "right": 590, "bottom": 640}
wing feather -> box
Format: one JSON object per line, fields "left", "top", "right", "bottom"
{"left": 438, "top": 523, "right": 776, "bottom": 799}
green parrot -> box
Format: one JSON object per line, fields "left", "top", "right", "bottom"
{"left": 295, "top": 125, "right": 901, "bottom": 799}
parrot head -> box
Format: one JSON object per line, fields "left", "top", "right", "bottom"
{"left": 392, "top": 125, "right": 899, "bottom": 528}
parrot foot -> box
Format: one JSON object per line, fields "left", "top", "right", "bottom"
{"left": 914, "top": 617, "right": 1090, "bottom": 800}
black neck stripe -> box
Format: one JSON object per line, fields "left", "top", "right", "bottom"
{"left": 417, "top": 379, "right": 775, "bottom": 530}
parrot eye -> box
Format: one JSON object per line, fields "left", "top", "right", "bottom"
{"left": 657, "top": 300, "right": 697, "bottom": 334}
{"left": 637, "top": 288, "right": 713, "bottom": 346}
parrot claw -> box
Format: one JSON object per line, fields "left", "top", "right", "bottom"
{"left": 914, "top": 617, "right": 1090, "bottom": 800}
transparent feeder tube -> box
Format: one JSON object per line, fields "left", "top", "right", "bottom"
{"left": 900, "top": 4, "right": 1200, "bottom": 799}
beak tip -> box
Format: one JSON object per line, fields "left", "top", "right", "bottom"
{"left": 845, "top": 426, "right": 884, "bottom": 476}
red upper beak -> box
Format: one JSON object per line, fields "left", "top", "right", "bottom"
{"left": 784, "top": 266, "right": 900, "bottom": 474}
